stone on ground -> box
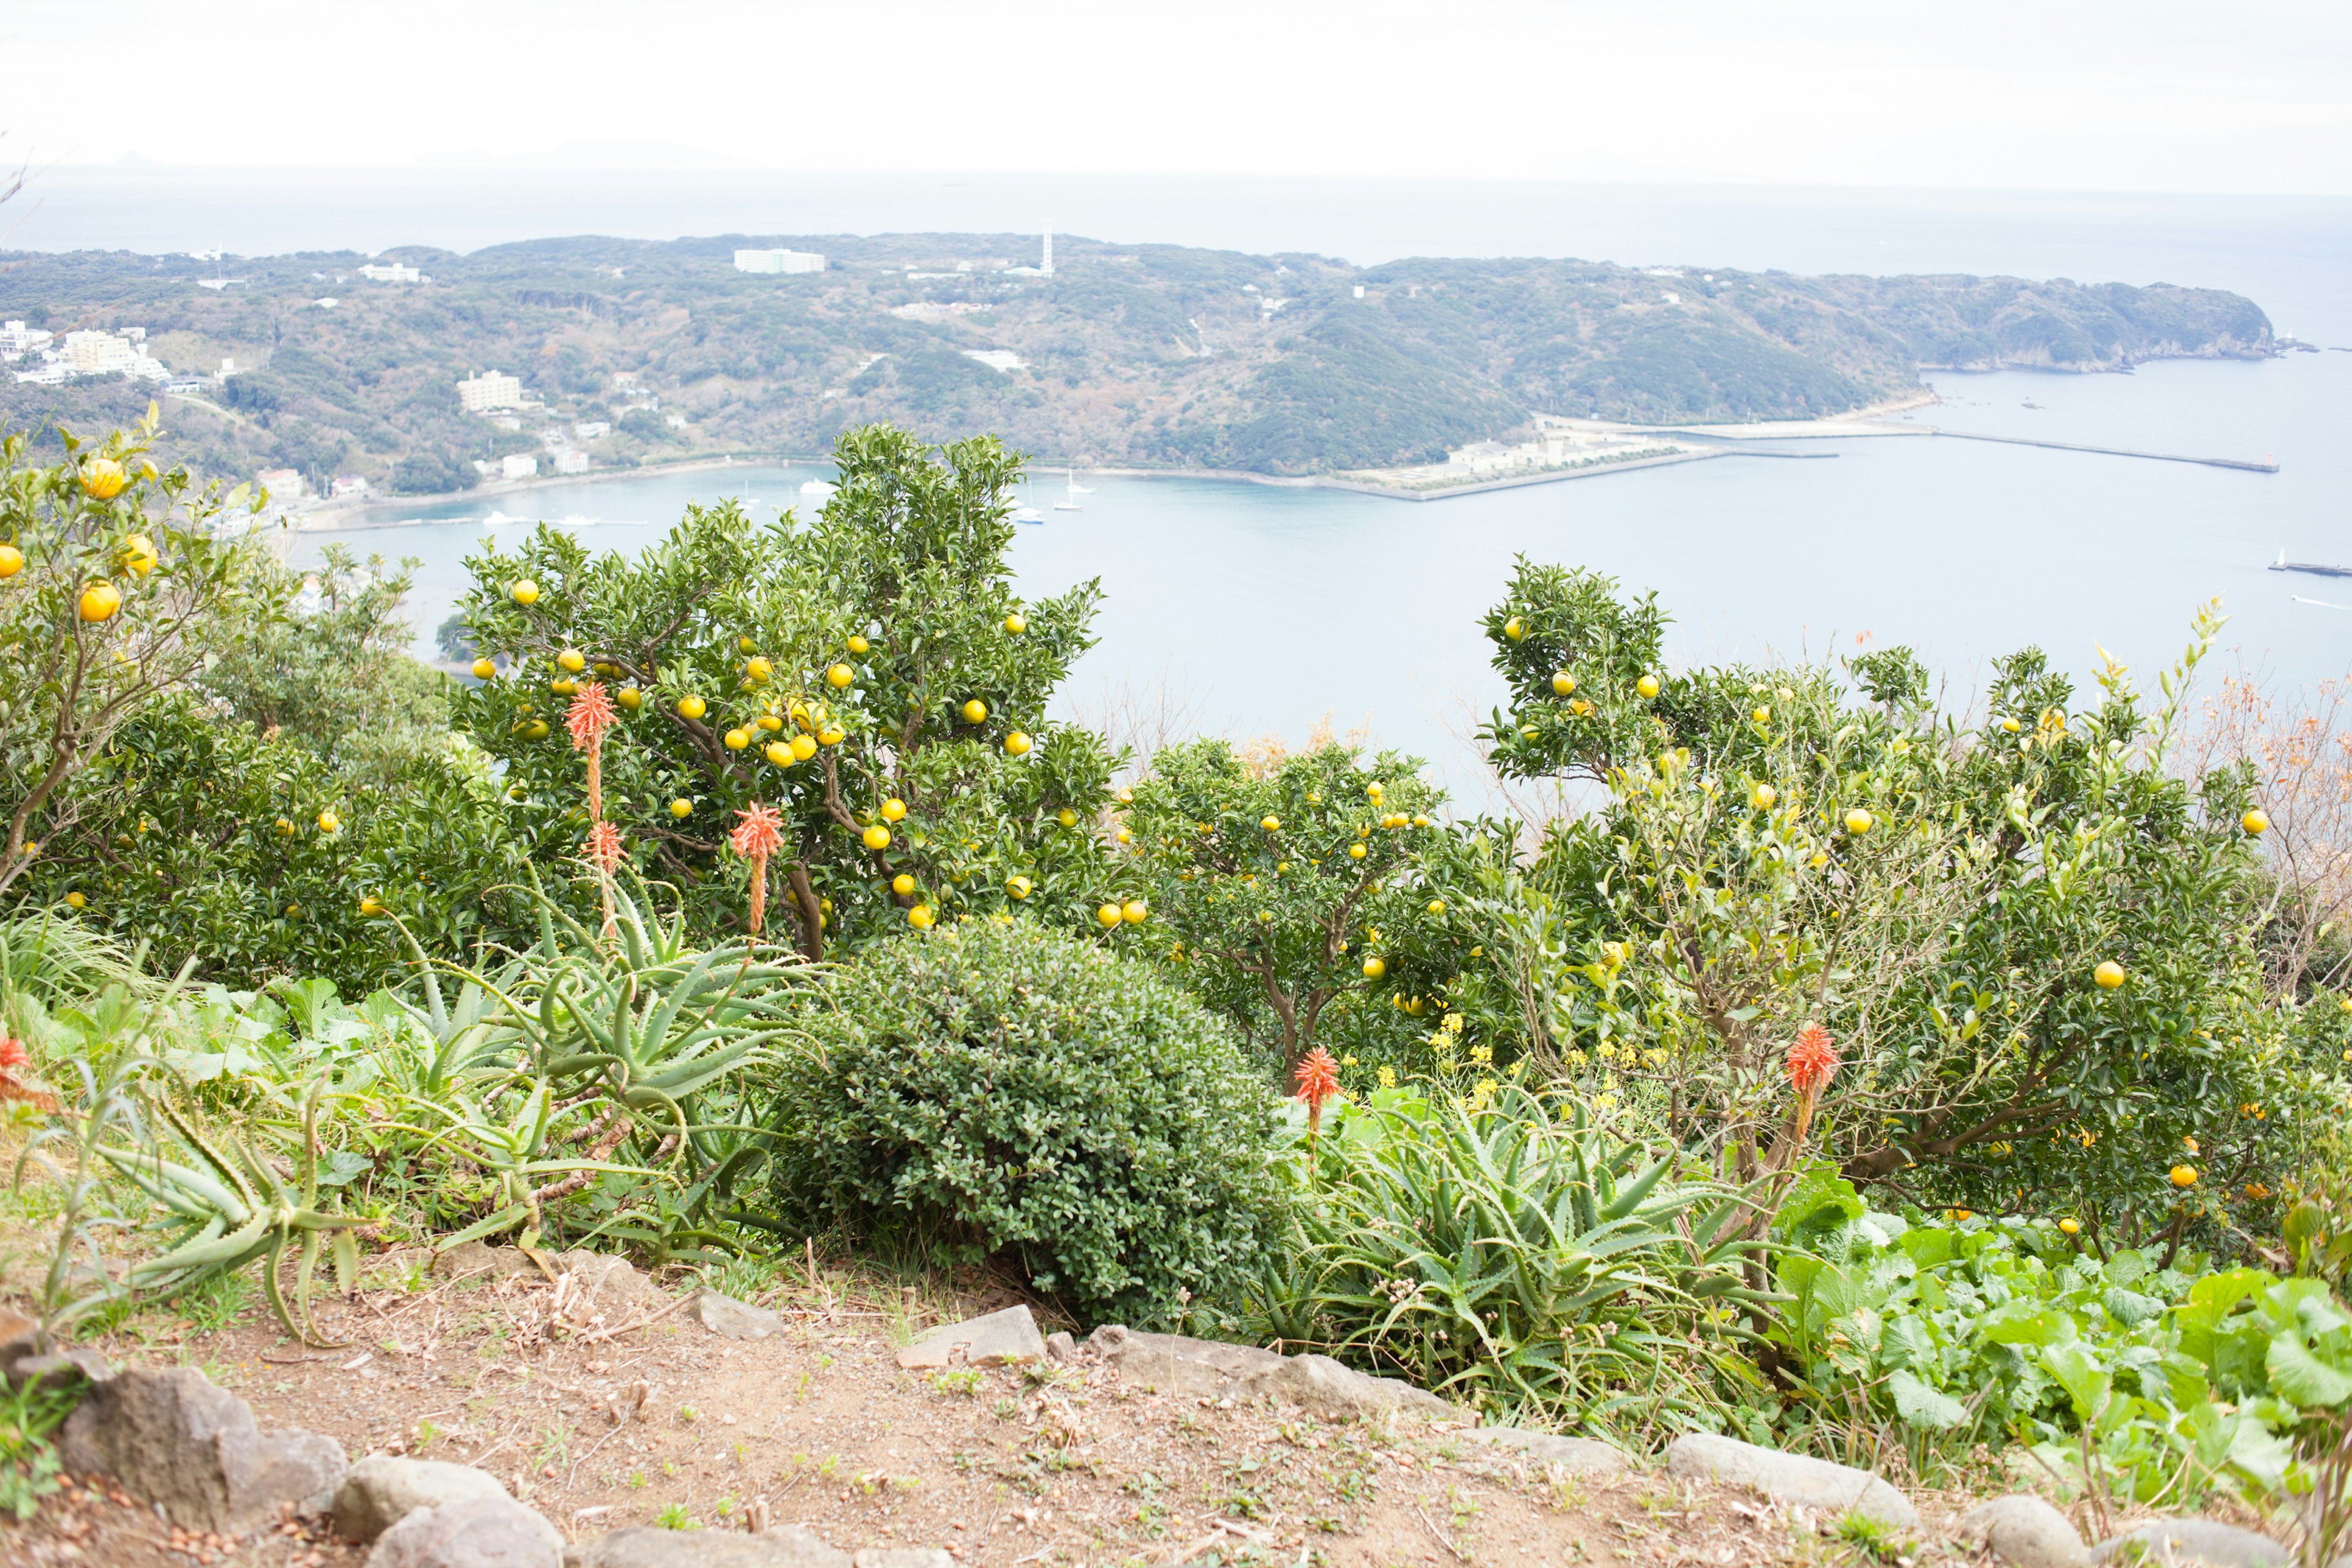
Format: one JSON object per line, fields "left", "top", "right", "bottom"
{"left": 565, "top": 1525, "right": 851, "bottom": 1567}
{"left": 334, "top": 1455, "right": 514, "bottom": 1542}
{"left": 556, "top": 1250, "right": 661, "bottom": 1316}
{"left": 366, "top": 1495, "right": 562, "bottom": 1568}
{"left": 896, "top": 1305, "right": 1046, "bottom": 1369}
{"left": 58, "top": 1363, "right": 348, "bottom": 1531}
{"left": 430, "top": 1241, "right": 544, "bottom": 1281}
{"left": 1955, "top": 1494, "right": 2087, "bottom": 1568}
{"left": 1665, "top": 1432, "right": 1916, "bottom": 1528}
{"left": 1045, "top": 1330, "right": 1077, "bottom": 1363}
{"left": 1255, "top": 1352, "right": 1451, "bottom": 1419}
{"left": 689, "top": 1289, "right": 782, "bottom": 1340}
{"left": 2092, "top": 1518, "right": 2286, "bottom": 1566}
{"left": 1464, "top": 1427, "right": 1630, "bottom": 1476}
{"left": 853, "top": 1550, "right": 955, "bottom": 1568}
{"left": 1085, "top": 1326, "right": 1283, "bottom": 1396}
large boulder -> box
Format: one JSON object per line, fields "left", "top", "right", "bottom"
{"left": 334, "top": 1455, "right": 514, "bottom": 1542}
{"left": 1085, "top": 1325, "right": 1450, "bottom": 1417}
{"left": 1665, "top": 1432, "right": 1916, "bottom": 1528}
{"left": 2092, "top": 1519, "right": 2286, "bottom": 1567}
{"left": 1956, "top": 1495, "right": 2088, "bottom": 1568}
{"left": 556, "top": 1251, "right": 660, "bottom": 1318}
{"left": 689, "top": 1290, "right": 782, "bottom": 1340}
{"left": 897, "top": 1306, "right": 1046, "bottom": 1370}
{"left": 1463, "top": 1427, "right": 1630, "bottom": 1476}
{"left": 1257, "top": 1353, "right": 1450, "bottom": 1419}
{"left": 565, "top": 1526, "right": 851, "bottom": 1568}
{"left": 367, "top": 1496, "right": 562, "bottom": 1568}
{"left": 59, "top": 1365, "right": 347, "bottom": 1532}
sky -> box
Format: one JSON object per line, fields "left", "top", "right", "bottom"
{"left": 4, "top": 0, "right": 2349, "bottom": 193}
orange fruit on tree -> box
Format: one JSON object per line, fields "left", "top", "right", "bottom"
{"left": 78, "top": 581, "right": 123, "bottom": 622}
{"left": 1502, "top": 617, "right": 1525, "bottom": 641}
{"left": 791, "top": 733, "right": 819, "bottom": 761}
{"left": 80, "top": 458, "right": 127, "bottom": 499}
{"left": 847, "top": 635, "right": 870, "bottom": 655}
{"left": 677, "top": 694, "right": 706, "bottom": 720}
{"left": 1121, "top": 899, "right": 1148, "bottom": 925}
{"left": 1007, "top": 874, "right": 1033, "bottom": 900}
{"left": 817, "top": 725, "right": 845, "bottom": 747}
{"left": 510, "top": 579, "right": 540, "bottom": 605}
{"left": 2169, "top": 1164, "right": 2198, "bottom": 1188}
{"left": 2094, "top": 960, "right": 2125, "bottom": 990}
{"left": 863, "top": 824, "right": 892, "bottom": 850}
{"left": 892, "top": 873, "right": 916, "bottom": 896}
{"left": 557, "top": 648, "right": 587, "bottom": 673}
{"left": 1551, "top": 671, "right": 1575, "bottom": 696}
{"left": 669, "top": 798, "right": 693, "bottom": 818}
{"left": 2058, "top": 1218, "right": 2081, "bottom": 1235}
{"left": 1843, "top": 808, "right": 1874, "bottom": 835}
{"left": 908, "top": 904, "right": 936, "bottom": 929}
{"left": 471, "top": 658, "right": 496, "bottom": 680}
{"left": 1096, "top": 902, "right": 1123, "bottom": 929}
{"left": 119, "top": 534, "right": 157, "bottom": 576}
{"left": 1362, "top": 956, "right": 1386, "bottom": 979}
{"left": 0, "top": 544, "right": 23, "bottom": 579}
{"left": 1003, "top": 731, "right": 1031, "bottom": 756}
{"left": 616, "top": 686, "right": 642, "bottom": 710}
{"left": 726, "top": 728, "right": 752, "bottom": 750}
{"left": 1003, "top": 613, "right": 1026, "bottom": 634}
{"left": 825, "top": 663, "right": 854, "bottom": 689}
{"left": 2242, "top": 809, "right": 2269, "bottom": 835}
{"left": 764, "top": 741, "right": 792, "bottom": 766}
{"left": 881, "top": 798, "right": 907, "bottom": 822}
{"left": 1636, "top": 674, "right": 1660, "bottom": 699}
{"left": 961, "top": 698, "right": 989, "bottom": 724}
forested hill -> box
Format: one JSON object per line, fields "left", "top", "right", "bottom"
{"left": 0, "top": 231, "right": 2275, "bottom": 488}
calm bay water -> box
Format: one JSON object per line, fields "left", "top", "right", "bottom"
{"left": 15, "top": 167, "right": 2344, "bottom": 786}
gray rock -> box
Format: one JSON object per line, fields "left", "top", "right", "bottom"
{"left": 2092, "top": 1518, "right": 2286, "bottom": 1566}
{"left": 1664, "top": 1432, "right": 1916, "bottom": 1528}
{"left": 368, "top": 1496, "right": 562, "bottom": 1568}
{"left": 1250, "top": 1352, "right": 1452, "bottom": 1419}
{"left": 334, "top": 1456, "right": 514, "bottom": 1542}
{"left": 556, "top": 1251, "right": 660, "bottom": 1317}
{"left": 1045, "top": 1330, "right": 1077, "bottom": 1364}
{"left": 431, "top": 1241, "right": 543, "bottom": 1281}
{"left": 1956, "top": 1495, "right": 2087, "bottom": 1568}
{"left": 58, "top": 1364, "right": 348, "bottom": 1531}
{"left": 853, "top": 1551, "right": 954, "bottom": 1568}
{"left": 688, "top": 1289, "right": 781, "bottom": 1340}
{"left": 1463, "top": 1427, "right": 1630, "bottom": 1476}
{"left": 897, "top": 1305, "right": 1046, "bottom": 1370}
{"left": 1085, "top": 1325, "right": 1285, "bottom": 1396}
{"left": 8, "top": 1347, "right": 113, "bottom": 1396}
{"left": 567, "top": 1525, "right": 850, "bottom": 1568}
{"left": 0, "top": 1308, "right": 39, "bottom": 1367}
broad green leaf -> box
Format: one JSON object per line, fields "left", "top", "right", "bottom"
{"left": 2265, "top": 1330, "right": 2352, "bottom": 1409}
{"left": 1888, "top": 1369, "right": 1967, "bottom": 1430}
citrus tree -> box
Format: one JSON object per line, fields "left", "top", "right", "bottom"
{"left": 1122, "top": 738, "right": 1463, "bottom": 1075}
{"left": 0, "top": 411, "right": 277, "bottom": 898}
{"left": 451, "top": 426, "right": 1135, "bottom": 955}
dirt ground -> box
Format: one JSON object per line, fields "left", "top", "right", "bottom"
{"left": 2, "top": 1247, "right": 1991, "bottom": 1568}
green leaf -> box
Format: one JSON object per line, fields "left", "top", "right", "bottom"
{"left": 1888, "top": 1368, "right": 1967, "bottom": 1430}
{"left": 2264, "top": 1330, "right": 2352, "bottom": 1409}
{"left": 2101, "top": 1287, "right": 2165, "bottom": 1328}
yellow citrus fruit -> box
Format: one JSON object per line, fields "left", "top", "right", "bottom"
{"left": 617, "top": 686, "right": 642, "bottom": 710}
{"left": 359, "top": 895, "right": 386, "bottom": 917}
{"left": 677, "top": 695, "right": 707, "bottom": 720}
{"left": 848, "top": 635, "right": 869, "bottom": 655}
{"left": 1412, "top": 814, "right": 1431, "bottom": 827}
{"left": 557, "top": 648, "right": 586, "bottom": 673}
{"left": 1004, "top": 731, "right": 1031, "bottom": 756}
{"left": 791, "top": 733, "right": 820, "bottom": 761}
{"left": 1503, "top": 617, "right": 1525, "bottom": 641}
{"left": 881, "top": 798, "right": 907, "bottom": 822}
{"left": 744, "top": 657, "right": 772, "bottom": 684}
{"left": 63, "top": 889, "right": 88, "bottom": 910}
{"left": 1427, "top": 899, "right": 1446, "bottom": 915}
{"left": 2094, "top": 960, "right": 2125, "bottom": 990}
{"left": 471, "top": 658, "right": 496, "bottom": 680}
{"left": 909, "top": 904, "right": 935, "bottom": 930}
{"left": 764, "top": 742, "right": 791, "bottom": 766}
{"left": 2169, "top": 1164, "right": 2198, "bottom": 1188}
{"left": 80, "top": 458, "right": 127, "bottom": 499}
{"left": 1261, "top": 815, "right": 1281, "bottom": 832}
{"left": 1003, "top": 612, "right": 1026, "bottom": 634}
{"left": 510, "top": 579, "right": 540, "bottom": 605}
{"left": 1096, "top": 902, "right": 1123, "bottom": 929}
{"left": 1366, "top": 782, "right": 1384, "bottom": 801}
{"left": 526, "top": 720, "right": 549, "bottom": 739}
{"left": 892, "top": 873, "right": 916, "bottom": 896}
{"left": 726, "top": 728, "right": 752, "bottom": 750}
{"left": 756, "top": 714, "right": 784, "bottom": 732}
{"left": 818, "top": 725, "right": 845, "bottom": 747}
{"left": 1007, "top": 875, "right": 1032, "bottom": 900}
{"left": 1115, "top": 826, "right": 1133, "bottom": 843}
{"left": 1057, "top": 809, "right": 1079, "bottom": 827}
{"left": 1362, "top": 956, "right": 1386, "bottom": 979}
{"left": 737, "top": 635, "right": 758, "bottom": 654}
{"left": 863, "top": 824, "right": 892, "bottom": 850}
{"left": 1844, "top": 808, "right": 1874, "bottom": 835}
{"left": 77, "top": 581, "right": 122, "bottom": 622}
{"left": 1637, "top": 673, "right": 1660, "bottom": 699}
{"left": 2242, "top": 808, "right": 2269, "bottom": 835}
{"left": 825, "top": 663, "right": 854, "bottom": 688}
{"left": 1121, "top": 899, "right": 1148, "bottom": 925}
{"left": 669, "top": 798, "right": 692, "bottom": 818}
{"left": 120, "top": 534, "right": 157, "bottom": 576}
{"left": 961, "top": 698, "right": 989, "bottom": 725}
{"left": 2001, "top": 716, "right": 2022, "bottom": 733}
{"left": 1752, "top": 706, "right": 1771, "bottom": 724}
{"left": 2058, "top": 1218, "right": 2081, "bottom": 1235}
{"left": 1550, "top": 671, "right": 1575, "bottom": 696}
{"left": 275, "top": 816, "right": 295, "bottom": 834}
{"left": 551, "top": 679, "right": 576, "bottom": 697}
{"left": 316, "top": 809, "right": 341, "bottom": 835}
{"left": 1348, "top": 843, "right": 1367, "bottom": 860}
{"left": 1752, "top": 784, "right": 1777, "bottom": 810}
{"left": 0, "top": 544, "right": 23, "bottom": 579}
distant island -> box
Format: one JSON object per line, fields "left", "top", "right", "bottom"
{"left": 0, "top": 231, "right": 2276, "bottom": 494}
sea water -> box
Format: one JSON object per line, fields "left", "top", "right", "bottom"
{"left": 14, "top": 170, "right": 2348, "bottom": 785}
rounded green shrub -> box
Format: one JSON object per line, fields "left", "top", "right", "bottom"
{"left": 764, "top": 916, "right": 1282, "bottom": 1326}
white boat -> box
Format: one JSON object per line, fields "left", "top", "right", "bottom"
{"left": 481, "top": 510, "right": 516, "bottom": 528}
{"left": 800, "top": 479, "right": 837, "bottom": 500}
{"left": 1012, "top": 506, "right": 1044, "bottom": 525}
{"left": 1052, "top": 468, "right": 1090, "bottom": 511}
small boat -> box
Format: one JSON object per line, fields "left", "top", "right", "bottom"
{"left": 800, "top": 479, "right": 837, "bottom": 500}
{"left": 481, "top": 510, "right": 515, "bottom": 528}
{"left": 1052, "top": 468, "right": 1090, "bottom": 512}
{"left": 1012, "top": 506, "right": 1044, "bottom": 525}
{"left": 2270, "top": 549, "right": 2352, "bottom": 578}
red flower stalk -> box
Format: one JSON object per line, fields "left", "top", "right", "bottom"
{"left": 1787, "top": 1022, "right": 1839, "bottom": 1101}
{"left": 1294, "top": 1046, "right": 1343, "bottom": 1157}
{"left": 0, "top": 1035, "right": 55, "bottom": 1110}
{"left": 567, "top": 681, "right": 619, "bottom": 822}
{"left": 0, "top": 1036, "right": 26, "bottom": 1074}
{"left": 730, "top": 802, "right": 787, "bottom": 937}
{"left": 583, "top": 820, "right": 626, "bottom": 870}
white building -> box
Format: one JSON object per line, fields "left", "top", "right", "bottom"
{"left": 961, "top": 349, "right": 1023, "bottom": 372}
{"left": 733, "top": 248, "right": 825, "bottom": 274}
{"left": 664, "top": 413, "right": 688, "bottom": 429}
{"left": 501, "top": 454, "right": 538, "bottom": 481}
{"left": 573, "top": 420, "right": 609, "bottom": 439}
{"left": 257, "top": 467, "right": 307, "bottom": 499}
{"left": 552, "top": 450, "right": 591, "bottom": 475}
{"left": 65, "top": 331, "right": 139, "bottom": 377}
{"left": 330, "top": 475, "right": 370, "bottom": 499}
{"left": 358, "top": 261, "right": 421, "bottom": 283}
{"left": 1, "top": 321, "right": 53, "bottom": 361}
{"left": 459, "top": 371, "right": 524, "bottom": 413}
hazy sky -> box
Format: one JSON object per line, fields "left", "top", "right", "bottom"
{"left": 9, "top": 0, "right": 2350, "bottom": 192}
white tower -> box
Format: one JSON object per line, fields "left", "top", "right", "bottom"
{"left": 1041, "top": 227, "right": 1054, "bottom": 277}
